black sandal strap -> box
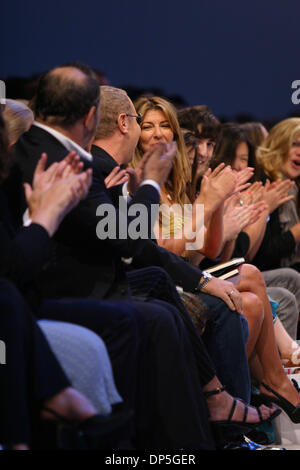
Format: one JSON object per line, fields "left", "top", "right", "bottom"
{"left": 243, "top": 403, "right": 248, "bottom": 423}
{"left": 204, "top": 385, "right": 226, "bottom": 398}
{"left": 261, "top": 382, "right": 288, "bottom": 403}
{"left": 256, "top": 406, "right": 262, "bottom": 421}
{"left": 228, "top": 398, "right": 237, "bottom": 421}
{"left": 292, "top": 378, "right": 300, "bottom": 394}
{"left": 261, "top": 382, "right": 276, "bottom": 394}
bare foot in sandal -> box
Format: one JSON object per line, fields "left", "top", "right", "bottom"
{"left": 203, "top": 378, "right": 279, "bottom": 426}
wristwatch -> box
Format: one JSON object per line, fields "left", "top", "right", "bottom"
{"left": 198, "top": 271, "right": 212, "bottom": 291}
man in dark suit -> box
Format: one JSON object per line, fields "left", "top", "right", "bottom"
{"left": 91, "top": 85, "right": 251, "bottom": 402}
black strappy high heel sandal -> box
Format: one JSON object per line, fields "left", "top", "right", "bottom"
{"left": 204, "top": 385, "right": 281, "bottom": 429}
{"left": 259, "top": 381, "right": 300, "bottom": 424}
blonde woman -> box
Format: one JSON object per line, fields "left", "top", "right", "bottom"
{"left": 133, "top": 96, "right": 232, "bottom": 265}
{"left": 3, "top": 99, "right": 34, "bottom": 146}
{"left": 253, "top": 117, "right": 300, "bottom": 272}
{"left": 133, "top": 96, "right": 190, "bottom": 207}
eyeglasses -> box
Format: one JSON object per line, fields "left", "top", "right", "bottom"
{"left": 126, "top": 113, "right": 143, "bottom": 125}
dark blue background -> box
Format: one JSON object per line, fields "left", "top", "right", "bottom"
{"left": 1, "top": 0, "right": 299, "bottom": 121}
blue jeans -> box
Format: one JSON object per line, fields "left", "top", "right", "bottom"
{"left": 199, "top": 292, "right": 251, "bottom": 403}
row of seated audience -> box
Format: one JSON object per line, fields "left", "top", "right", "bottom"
{"left": 5, "top": 72, "right": 300, "bottom": 128}
{"left": 2, "top": 61, "right": 300, "bottom": 451}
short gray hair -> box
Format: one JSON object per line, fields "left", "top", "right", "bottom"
{"left": 95, "top": 86, "right": 132, "bottom": 139}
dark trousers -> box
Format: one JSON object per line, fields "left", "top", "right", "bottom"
{"left": 127, "top": 266, "right": 251, "bottom": 403}
{"left": 0, "top": 279, "right": 70, "bottom": 446}
{"left": 41, "top": 299, "right": 140, "bottom": 415}
{"left": 41, "top": 296, "right": 216, "bottom": 449}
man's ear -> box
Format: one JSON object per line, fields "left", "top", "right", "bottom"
{"left": 117, "top": 113, "right": 128, "bottom": 135}
{"left": 84, "top": 106, "right": 97, "bottom": 130}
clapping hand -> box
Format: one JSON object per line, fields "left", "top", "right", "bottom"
{"left": 104, "top": 166, "right": 129, "bottom": 189}
{"left": 198, "top": 163, "right": 237, "bottom": 212}
{"left": 239, "top": 181, "right": 264, "bottom": 206}
{"left": 143, "top": 142, "right": 177, "bottom": 187}
{"left": 223, "top": 193, "right": 268, "bottom": 242}
{"left": 125, "top": 149, "right": 155, "bottom": 196}
{"left": 24, "top": 152, "right": 93, "bottom": 236}
{"left": 233, "top": 167, "right": 254, "bottom": 193}
{"left": 262, "top": 178, "right": 295, "bottom": 213}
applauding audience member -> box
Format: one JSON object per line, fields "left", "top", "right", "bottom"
{"left": 211, "top": 122, "right": 300, "bottom": 340}
{"left": 254, "top": 118, "right": 300, "bottom": 272}
{"left": 177, "top": 105, "right": 221, "bottom": 199}
{"left": 0, "top": 111, "right": 126, "bottom": 450}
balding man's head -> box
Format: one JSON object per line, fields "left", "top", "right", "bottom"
{"left": 32, "top": 63, "right": 100, "bottom": 127}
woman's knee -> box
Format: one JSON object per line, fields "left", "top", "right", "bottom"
{"left": 239, "top": 263, "right": 266, "bottom": 290}
{"left": 241, "top": 291, "right": 264, "bottom": 324}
